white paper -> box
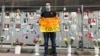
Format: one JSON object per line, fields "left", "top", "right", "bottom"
{"left": 7, "top": 35, "right": 9, "bottom": 41}
{"left": 64, "top": 29, "right": 69, "bottom": 31}
{"left": 16, "top": 16, "right": 21, "bottom": 19}
{"left": 10, "top": 12, "right": 15, "bottom": 18}
{"left": 29, "top": 17, "right": 34, "bottom": 19}
{"left": 71, "top": 24, "right": 77, "bottom": 31}
{"left": 15, "top": 45, "right": 21, "bottom": 54}
{"left": 4, "top": 28, "right": 9, "bottom": 30}
{"left": 16, "top": 29, "right": 20, "bottom": 31}
{"left": 68, "top": 20, "right": 72, "bottom": 24}
{"left": 83, "top": 15, "right": 88, "bottom": 19}
{"left": 64, "top": 12, "right": 69, "bottom": 19}
{"left": 71, "top": 12, "right": 77, "bottom": 17}
{"left": 94, "top": 46, "right": 99, "bottom": 55}
{"left": 5, "top": 16, "right": 10, "bottom": 19}
{"left": 36, "top": 14, "right": 40, "bottom": 17}
{"left": 22, "top": 23, "right": 27, "bottom": 25}
{"left": 64, "top": 17, "right": 69, "bottom": 19}
{"left": 36, "top": 23, "right": 39, "bottom": 25}
{"left": 83, "top": 29, "right": 88, "bottom": 31}
{"left": 91, "top": 23, "right": 96, "bottom": 25}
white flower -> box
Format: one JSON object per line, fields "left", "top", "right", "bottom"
{"left": 92, "top": 39, "right": 97, "bottom": 42}
{"left": 71, "top": 37, "right": 75, "bottom": 40}
{"left": 71, "top": 24, "right": 77, "bottom": 31}
{"left": 70, "top": 36, "right": 75, "bottom": 45}
{"left": 68, "top": 20, "right": 71, "bottom": 23}
{"left": 92, "top": 39, "right": 98, "bottom": 46}
{"left": 97, "top": 39, "right": 100, "bottom": 42}
{"left": 71, "top": 12, "right": 77, "bottom": 17}
{"left": 1, "top": 35, "right": 5, "bottom": 38}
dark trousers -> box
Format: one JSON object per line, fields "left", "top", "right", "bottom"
{"left": 43, "top": 32, "right": 57, "bottom": 55}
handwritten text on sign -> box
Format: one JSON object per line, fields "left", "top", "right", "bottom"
{"left": 39, "top": 17, "right": 59, "bottom": 32}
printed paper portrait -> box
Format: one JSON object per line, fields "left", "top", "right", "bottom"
{"left": 83, "top": 24, "right": 88, "bottom": 31}
{"left": 16, "top": 13, "right": 21, "bottom": 19}
{"left": 63, "top": 12, "right": 69, "bottom": 19}
{"left": 15, "top": 24, "right": 21, "bottom": 31}
{"left": 5, "top": 12, "right": 10, "bottom": 19}
{"left": 4, "top": 24, "right": 9, "bottom": 30}
{"left": 28, "top": 24, "right": 34, "bottom": 31}
{"left": 29, "top": 12, "right": 34, "bottom": 19}
{"left": 64, "top": 24, "right": 69, "bottom": 31}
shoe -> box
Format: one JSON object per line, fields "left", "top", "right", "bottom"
{"left": 53, "top": 54, "right": 57, "bottom": 56}
{"left": 44, "top": 54, "right": 48, "bottom": 56}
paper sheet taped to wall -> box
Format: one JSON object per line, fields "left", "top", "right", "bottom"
{"left": 39, "top": 17, "right": 59, "bottom": 32}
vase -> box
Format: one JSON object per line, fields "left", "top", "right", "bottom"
{"left": 15, "top": 45, "right": 21, "bottom": 54}
{"left": 67, "top": 45, "right": 71, "bottom": 56}
{"left": 94, "top": 46, "right": 99, "bottom": 56}
{"left": 34, "top": 43, "right": 40, "bottom": 55}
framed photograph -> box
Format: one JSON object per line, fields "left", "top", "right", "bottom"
{"left": 4, "top": 24, "right": 9, "bottom": 30}
{"left": 71, "top": 24, "right": 77, "bottom": 31}
{"left": 64, "top": 24, "right": 69, "bottom": 31}
{"left": 15, "top": 24, "right": 21, "bottom": 31}
{"left": 63, "top": 12, "right": 69, "bottom": 19}
{"left": 16, "top": 13, "right": 21, "bottom": 19}
{"left": 5, "top": 12, "right": 10, "bottom": 19}
{"left": 83, "top": 12, "right": 88, "bottom": 19}
{"left": 24, "top": 18, "right": 28, "bottom": 23}
{"left": 10, "top": 12, "right": 15, "bottom": 18}
{"left": 16, "top": 9, "right": 21, "bottom": 19}
{"left": 28, "top": 24, "right": 34, "bottom": 31}
{"left": 10, "top": 18, "right": 15, "bottom": 23}
{"left": 16, "top": 19, "right": 21, "bottom": 23}
{"left": 9, "top": 24, "right": 15, "bottom": 30}
{"left": 22, "top": 18, "right": 28, "bottom": 25}
{"left": 91, "top": 18, "right": 96, "bottom": 25}
{"left": 29, "top": 12, "right": 34, "bottom": 19}
{"left": 83, "top": 24, "right": 88, "bottom": 31}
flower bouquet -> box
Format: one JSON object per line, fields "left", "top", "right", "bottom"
{"left": 91, "top": 39, "right": 100, "bottom": 56}
{"left": 85, "top": 31, "right": 100, "bottom": 56}
{"left": 33, "top": 36, "right": 43, "bottom": 44}
{"left": 63, "top": 37, "right": 75, "bottom": 47}
{"left": 63, "top": 37, "right": 75, "bottom": 56}
{"left": 11, "top": 39, "right": 24, "bottom": 54}
{"left": 92, "top": 39, "right": 97, "bottom": 46}
{"left": 97, "top": 39, "right": 100, "bottom": 47}
{"left": 63, "top": 37, "right": 68, "bottom": 46}
{"left": 33, "top": 34, "right": 43, "bottom": 55}
{"left": 70, "top": 37, "right": 75, "bottom": 46}
{"left": 11, "top": 39, "right": 24, "bottom": 46}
